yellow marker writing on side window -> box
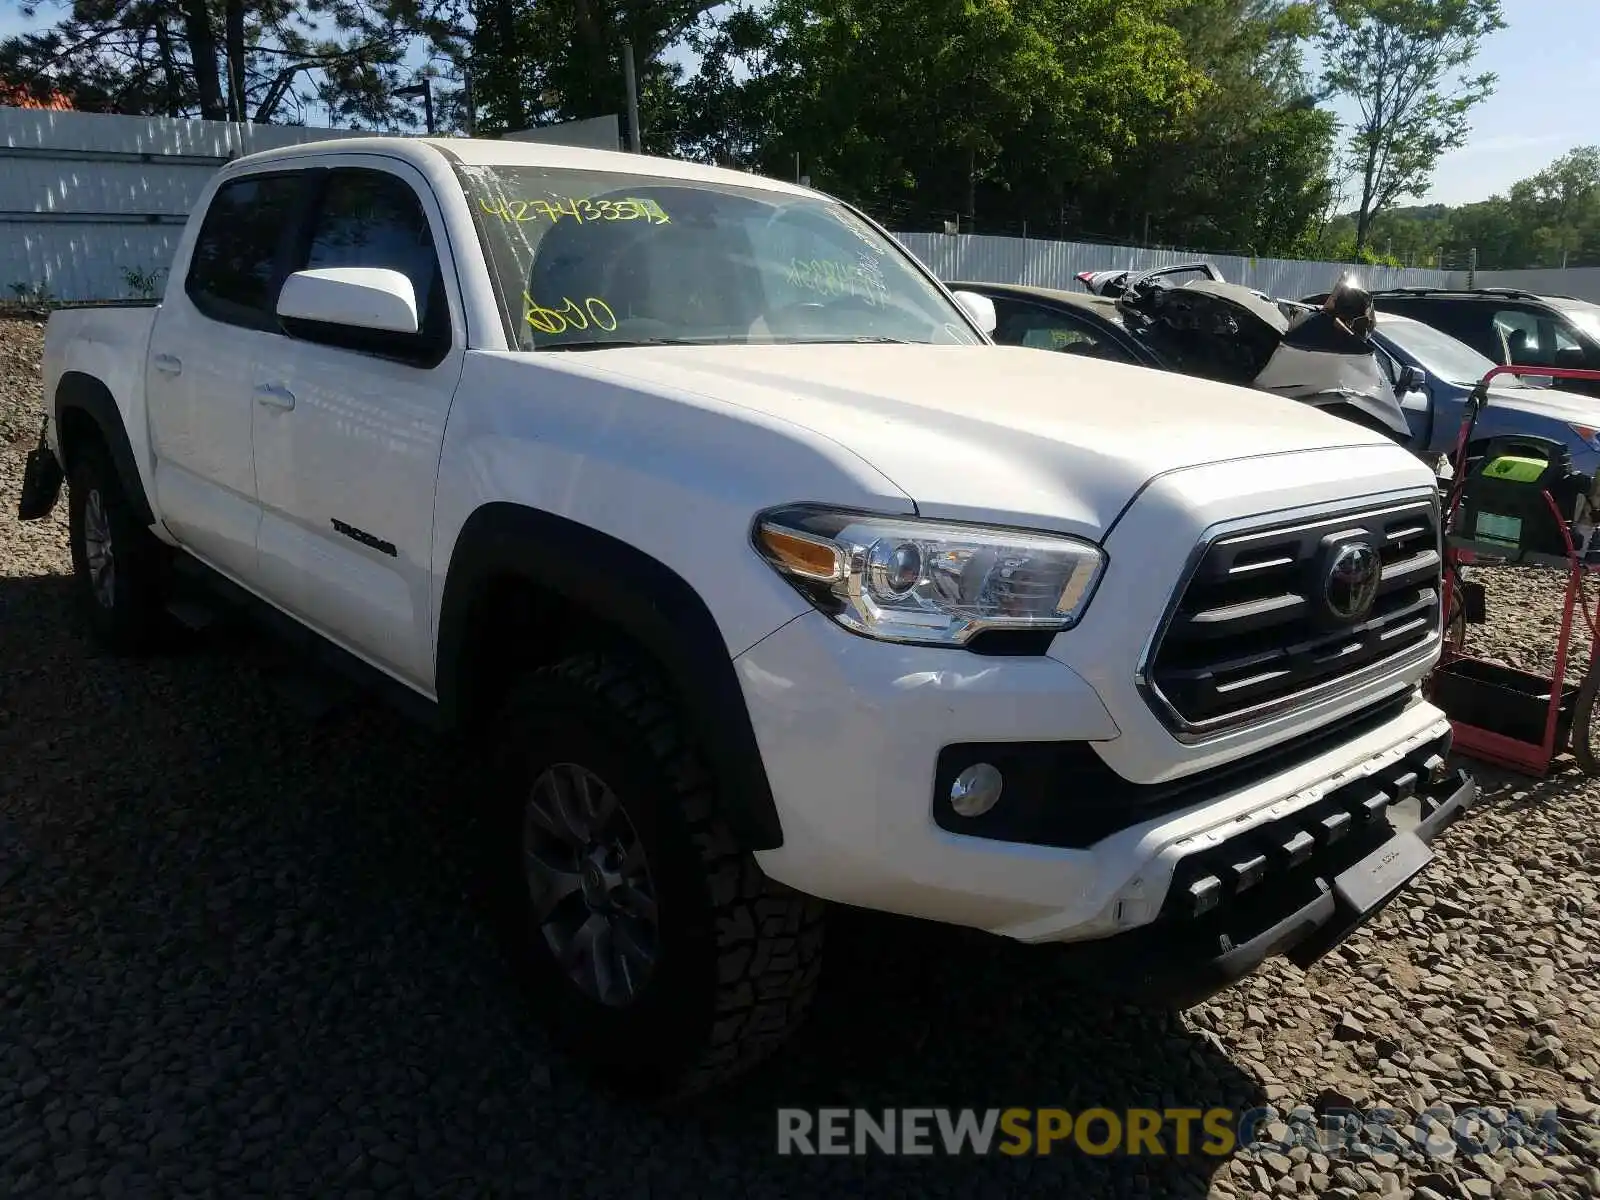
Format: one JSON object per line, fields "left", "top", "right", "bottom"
{"left": 522, "top": 293, "right": 619, "bottom": 336}
{"left": 481, "top": 196, "right": 670, "bottom": 226}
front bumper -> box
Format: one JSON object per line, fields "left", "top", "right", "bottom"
{"left": 738, "top": 609, "right": 1467, "bottom": 948}
{"left": 1053, "top": 759, "right": 1477, "bottom": 1008}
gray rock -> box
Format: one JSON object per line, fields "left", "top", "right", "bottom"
{"left": 1335, "top": 1013, "right": 1367, "bottom": 1041}
{"left": 1260, "top": 1151, "right": 1292, "bottom": 1176}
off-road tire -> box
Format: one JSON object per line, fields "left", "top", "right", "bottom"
{"left": 482, "top": 652, "right": 825, "bottom": 1100}
{"left": 1571, "top": 664, "right": 1600, "bottom": 776}
{"left": 66, "top": 440, "right": 171, "bottom": 653}
{"left": 1445, "top": 587, "right": 1467, "bottom": 652}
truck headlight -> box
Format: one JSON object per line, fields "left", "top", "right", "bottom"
{"left": 752, "top": 505, "right": 1106, "bottom": 646}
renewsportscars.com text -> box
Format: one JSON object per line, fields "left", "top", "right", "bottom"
{"left": 775, "top": 1106, "right": 1566, "bottom": 1158}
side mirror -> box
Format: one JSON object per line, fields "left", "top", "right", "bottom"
{"left": 1557, "top": 345, "right": 1587, "bottom": 370}
{"left": 950, "top": 289, "right": 997, "bottom": 336}
{"left": 1396, "top": 365, "right": 1430, "bottom": 411}
{"left": 277, "top": 267, "right": 420, "bottom": 335}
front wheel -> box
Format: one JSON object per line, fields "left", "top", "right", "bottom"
{"left": 482, "top": 653, "right": 825, "bottom": 1099}
{"left": 1571, "top": 664, "right": 1600, "bottom": 776}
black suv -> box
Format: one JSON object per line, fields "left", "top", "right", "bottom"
{"left": 1299, "top": 286, "right": 1600, "bottom": 398}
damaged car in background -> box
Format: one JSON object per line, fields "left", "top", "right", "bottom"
{"left": 957, "top": 264, "right": 1416, "bottom": 446}
{"left": 958, "top": 264, "right": 1600, "bottom": 476}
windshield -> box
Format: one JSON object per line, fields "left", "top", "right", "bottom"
{"left": 1376, "top": 314, "right": 1515, "bottom": 386}
{"left": 1550, "top": 298, "right": 1600, "bottom": 343}
{"left": 453, "top": 164, "right": 981, "bottom": 350}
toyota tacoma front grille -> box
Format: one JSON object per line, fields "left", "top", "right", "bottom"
{"left": 1144, "top": 497, "right": 1441, "bottom": 736}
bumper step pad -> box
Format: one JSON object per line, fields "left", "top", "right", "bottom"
{"left": 1061, "top": 735, "right": 1478, "bottom": 1009}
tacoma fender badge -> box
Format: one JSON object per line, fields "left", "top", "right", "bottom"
{"left": 331, "top": 518, "right": 398, "bottom": 558}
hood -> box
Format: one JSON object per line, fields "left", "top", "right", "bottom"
{"left": 1479, "top": 383, "right": 1600, "bottom": 427}
{"left": 564, "top": 343, "right": 1400, "bottom": 538}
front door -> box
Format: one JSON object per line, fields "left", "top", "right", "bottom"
{"left": 249, "top": 160, "right": 466, "bottom": 690}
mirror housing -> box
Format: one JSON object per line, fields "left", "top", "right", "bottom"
{"left": 277, "top": 267, "right": 420, "bottom": 335}
{"left": 951, "top": 289, "right": 997, "bottom": 336}
{"left": 1396, "top": 365, "right": 1428, "bottom": 394}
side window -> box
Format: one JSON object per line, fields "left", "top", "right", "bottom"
{"left": 1493, "top": 308, "right": 1546, "bottom": 364}
{"left": 185, "top": 173, "right": 305, "bottom": 331}
{"left": 992, "top": 297, "right": 1137, "bottom": 362}
{"left": 1550, "top": 320, "right": 1592, "bottom": 368}
{"left": 297, "top": 168, "right": 449, "bottom": 359}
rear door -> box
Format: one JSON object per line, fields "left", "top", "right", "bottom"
{"left": 145, "top": 171, "right": 311, "bottom": 580}
{"left": 249, "top": 158, "right": 466, "bottom": 689}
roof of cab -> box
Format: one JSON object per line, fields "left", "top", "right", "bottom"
{"left": 223, "top": 134, "right": 817, "bottom": 199}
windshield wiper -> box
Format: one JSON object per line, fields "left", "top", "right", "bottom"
{"left": 764, "top": 335, "right": 916, "bottom": 345}
{"left": 537, "top": 337, "right": 718, "bottom": 351}
{"left": 537, "top": 334, "right": 920, "bottom": 350}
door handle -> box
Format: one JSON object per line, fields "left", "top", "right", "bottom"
{"left": 153, "top": 353, "right": 182, "bottom": 376}
{"left": 253, "top": 383, "right": 296, "bottom": 412}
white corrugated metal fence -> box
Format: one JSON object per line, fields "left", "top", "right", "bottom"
{"left": 0, "top": 108, "right": 373, "bottom": 302}
{"left": 892, "top": 233, "right": 1462, "bottom": 298}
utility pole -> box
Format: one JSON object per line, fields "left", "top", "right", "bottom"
{"left": 622, "top": 41, "right": 642, "bottom": 152}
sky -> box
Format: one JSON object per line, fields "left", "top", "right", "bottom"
{"left": 1350, "top": 0, "right": 1597, "bottom": 206}
{"left": 0, "top": 0, "right": 1590, "bottom": 208}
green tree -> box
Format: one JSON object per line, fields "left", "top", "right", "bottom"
{"left": 1318, "top": 0, "right": 1504, "bottom": 254}
{"left": 1506, "top": 146, "right": 1600, "bottom": 268}
{"left": 466, "top": 0, "right": 715, "bottom": 139}
{"left": 1117, "top": 0, "right": 1338, "bottom": 255}
{"left": 682, "top": 0, "right": 1205, "bottom": 239}
{"left": 0, "top": 0, "right": 464, "bottom": 126}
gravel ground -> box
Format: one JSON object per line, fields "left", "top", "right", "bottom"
{"left": 3, "top": 312, "right": 1600, "bottom": 1199}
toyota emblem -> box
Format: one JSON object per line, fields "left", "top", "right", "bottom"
{"left": 1325, "top": 541, "right": 1381, "bottom": 622}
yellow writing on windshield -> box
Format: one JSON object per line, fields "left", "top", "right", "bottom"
{"left": 785, "top": 258, "right": 888, "bottom": 307}
{"left": 482, "top": 196, "right": 671, "bottom": 225}
{"left": 523, "top": 292, "right": 619, "bottom": 336}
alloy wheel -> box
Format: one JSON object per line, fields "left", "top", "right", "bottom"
{"left": 83, "top": 488, "right": 116, "bottom": 609}
{"left": 523, "top": 762, "right": 661, "bottom": 1006}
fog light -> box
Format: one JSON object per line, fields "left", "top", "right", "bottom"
{"left": 949, "top": 763, "right": 1003, "bottom": 817}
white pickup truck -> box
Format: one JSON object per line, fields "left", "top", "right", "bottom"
{"left": 16, "top": 135, "right": 1476, "bottom": 1098}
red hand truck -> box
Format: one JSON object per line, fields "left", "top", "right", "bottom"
{"left": 1431, "top": 364, "right": 1600, "bottom": 777}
